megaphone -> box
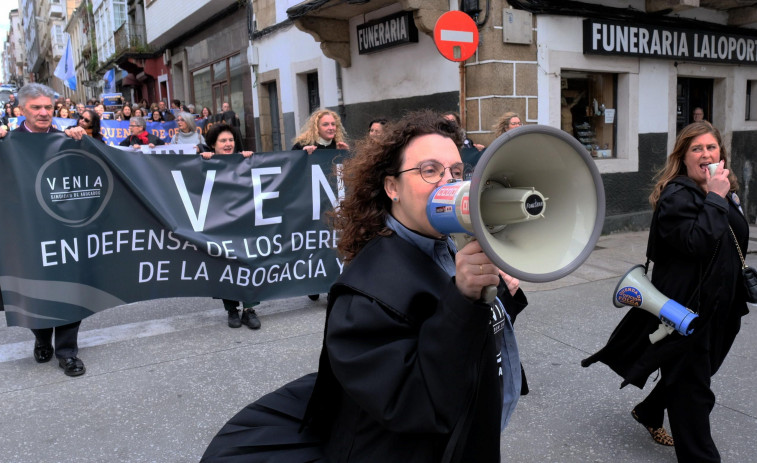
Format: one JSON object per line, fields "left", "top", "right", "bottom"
{"left": 613, "top": 265, "right": 698, "bottom": 343}
{"left": 427, "top": 124, "right": 605, "bottom": 283}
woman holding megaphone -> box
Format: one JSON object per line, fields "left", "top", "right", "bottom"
{"left": 202, "top": 111, "right": 528, "bottom": 462}
{"left": 583, "top": 121, "right": 749, "bottom": 462}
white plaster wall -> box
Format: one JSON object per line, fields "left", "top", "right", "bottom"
{"left": 342, "top": 5, "right": 459, "bottom": 105}
{"left": 732, "top": 67, "right": 757, "bottom": 132}
{"left": 279, "top": 0, "right": 302, "bottom": 23}
{"left": 536, "top": 16, "right": 583, "bottom": 53}
{"left": 145, "top": 0, "right": 236, "bottom": 43}
{"left": 251, "top": 24, "right": 339, "bottom": 125}
{"left": 637, "top": 60, "right": 673, "bottom": 134}
{"left": 146, "top": 0, "right": 212, "bottom": 41}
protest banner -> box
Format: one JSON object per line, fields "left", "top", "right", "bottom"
{"left": 0, "top": 133, "right": 345, "bottom": 329}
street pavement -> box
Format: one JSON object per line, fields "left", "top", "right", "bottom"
{"left": 1, "top": 228, "right": 756, "bottom": 462}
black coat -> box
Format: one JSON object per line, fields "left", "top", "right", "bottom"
{"left": 13, "top": 124, "right": 61, "bottom": 133}
{"left": 305, "top": 232, "right": 527, "bottom": 462}
{"left": 291, "top": 140, "right": 336, "bottom": 150}
{"left": 583, "top": 176, "right": 749, "bottom": 388}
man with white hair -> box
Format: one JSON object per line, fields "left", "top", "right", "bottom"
{"left": 0, "top": 83, "right": 88, "bottom": 376}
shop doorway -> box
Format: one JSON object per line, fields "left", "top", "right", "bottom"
{"left": 677, "top": 77, "right": 713, "bottom": 132}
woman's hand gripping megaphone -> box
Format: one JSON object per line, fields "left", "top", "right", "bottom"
{"left": 454, "top": 236, "right": 502, "bottom": 302}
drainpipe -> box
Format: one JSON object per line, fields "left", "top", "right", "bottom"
{"left": 459, "top": 61, "right": 466, "bottom": 127}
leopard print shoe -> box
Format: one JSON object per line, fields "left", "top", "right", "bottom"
{"left": 632, "top": 409, "right": 674, "bottom": 446}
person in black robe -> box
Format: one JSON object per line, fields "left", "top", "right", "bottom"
{"left": 582, "top": 121, "right": 749, "bottom": 462}
{"left": 202, "top": 111, "right": 529, "bottom": 462}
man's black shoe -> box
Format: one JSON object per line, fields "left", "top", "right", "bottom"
{"left": 33, "top": 340, "right": 54, "bottom": 363}
{"left": 307, "top": 294, "right": 320, "bottom": 301}
{"left": 227, "top": 309, "right": 242, "bottom": 328}
{"left": 58, "top": 357, "right": 86, "bottom": 377}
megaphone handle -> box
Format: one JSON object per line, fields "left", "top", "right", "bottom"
{"left": 648, "top": 323, "right": 674, "bottom": 344}
{"left": 479, "top": 285, "right": 498, "bottom": 304}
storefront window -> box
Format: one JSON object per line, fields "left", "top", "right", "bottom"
{"left": 561, "top": 71, "right": 617, "bottom": 158}
{"left": 212, "top": 61, "right": 227, "bottom": 82}
{"left": 192, "top": 66, "right": 211, "bottom": 115}
{"left": 229, "top": 54, "right": 245, "bottom": 138}
{"left": 192, "top": 54, "right": 246, "bottom": 138}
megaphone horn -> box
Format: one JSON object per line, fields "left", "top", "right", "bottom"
{"left": 427, "top": 124, "right": 606, "bottom": 284}
{"left": 613, "top": 265, "right": 698, "bottom": 343}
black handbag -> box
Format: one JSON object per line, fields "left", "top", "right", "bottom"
{"left": 729, "top": 226, "right": 757, "bottom": 303}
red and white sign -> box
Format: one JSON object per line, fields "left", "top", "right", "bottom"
{"left": 433, "top": 11, "right": 479, "bottom": 62}
{"left": 432, "top": 185, "right": 460, "bottom": 203}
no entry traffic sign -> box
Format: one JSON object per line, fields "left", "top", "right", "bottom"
{"left": 434, "top": 11, "right": 479, "bottom": 62}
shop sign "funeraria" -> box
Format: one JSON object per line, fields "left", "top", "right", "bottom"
{"left": 583, "top": 19, "right": 757, "bottom": 66}
{"left": 357, "top": 11, "right": 419, "bottom": 55}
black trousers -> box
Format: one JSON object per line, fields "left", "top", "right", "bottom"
{"left": 30, "top": 321, "right": 81, "bottom": 359}
{"left": 635, "top": 348, "right": 720, "bottom": 462}
{"left": 222, "top": 299, "right": 258, "bottom": 311}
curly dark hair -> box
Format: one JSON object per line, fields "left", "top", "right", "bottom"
{"left": 205, "top": 123, "right": 243, "bottom": 152}
{"left": 330, "top": 110, "right": 463, "bottom": 262}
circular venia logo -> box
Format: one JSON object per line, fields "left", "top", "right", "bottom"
{"left": 35, "top": 149, "right": 114, "bottom": 227}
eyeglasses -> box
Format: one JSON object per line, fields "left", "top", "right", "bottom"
{"left": 129, "top": 124, "right": 140, "bottom": 127}
{"left": 395, "top": 160, "right": 470, "bottom": 184}
{"left": 81, "top": 118, "right": 91, "bottom": 123}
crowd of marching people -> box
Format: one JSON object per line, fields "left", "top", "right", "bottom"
{"left": 1, "top": 82, "right": 751, "bottom": 463}
{"left": 0, "top": 93, "right": 244, "bottom": 156}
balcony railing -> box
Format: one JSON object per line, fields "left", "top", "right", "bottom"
{"left": 114, "top": 22, "right": 149, "bottom": 56}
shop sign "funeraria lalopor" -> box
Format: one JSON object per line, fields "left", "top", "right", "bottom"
{"left": 583, "top": 18, "right": 757, "bottom": 66}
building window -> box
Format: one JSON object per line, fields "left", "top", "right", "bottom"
{"left": 191, "top": 53, "right": 245, "bottom": 137}
{"left": 307, "top": 72, "right": 320, "bottom": 115}
{"left": 53, "top": 25, "right": 63, "bottom": 45}
{"left": 265, "top": 82, "right": 282, "bottom": 151}
{"left": 114, "top": 0, "right": 127, "bottom": 30}
{"left": 561, "top": 71, "right": 617, "bottom": 158}
{"left": 747, "top": 80, "right": 757, "bottom": 121}
{"left": 228, "top": 53, "right": 245, "bottom": 138}
{"left": 192, "top": 66, "right": 211, "bottom": 114}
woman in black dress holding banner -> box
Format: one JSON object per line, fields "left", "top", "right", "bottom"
{"left": 200, "top": 124, "right": 260, "bottom": 330}
{"left": 292, "top": 108, "right": 350, "bottom": 301}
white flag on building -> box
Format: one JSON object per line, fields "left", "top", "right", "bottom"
{"left": 54, "top": 36, "right": 77, "bottom": 91}
{"left": 103, "top": 68, "right": 116, "bottom": 94}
